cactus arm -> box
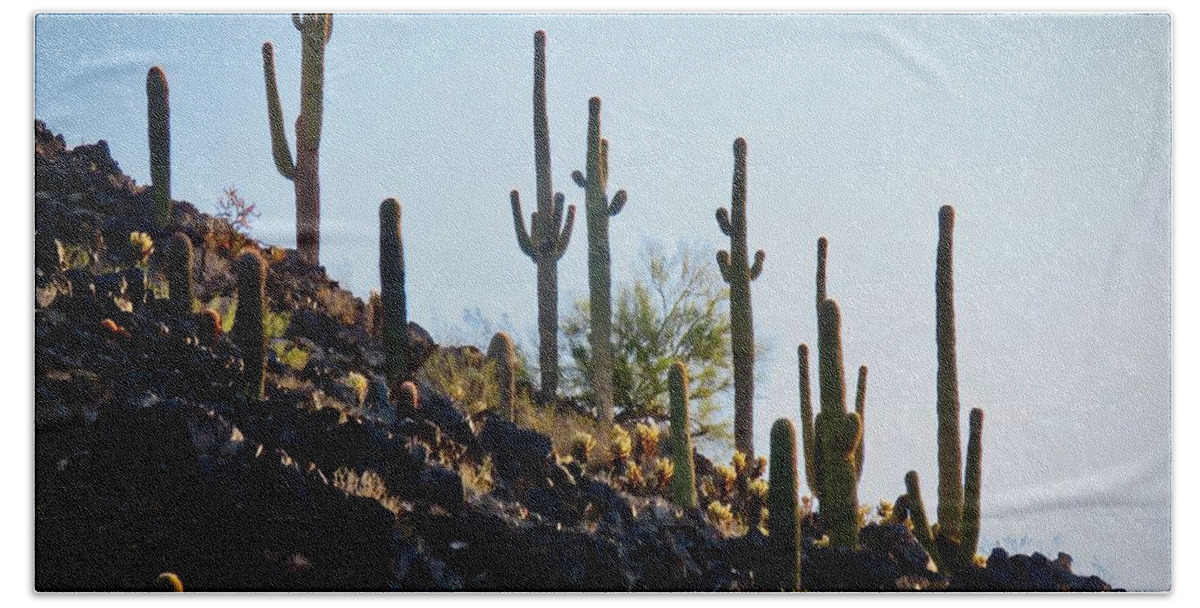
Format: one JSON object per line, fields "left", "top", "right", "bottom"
{"left": 550, "top": 191, "right": 565, "bottom": 235}
{"left": 261, "top": 42, "right": 295, "bottom": 180}
{"left": 716, "top": 250, "right": 731, "bottom": 283}
{"left": 798, "top": 344, "right": 820, "bottom": 497}
{"left": 816, "top": 237, "right": 828, "bottom": 303}
{"left": 767, "top": 419, "right": 801, "bottom": 591}
{"left": 609, "top": 189, "right": 627, "bottom": 216}
{"left": 904, "top": 471, "right": 948, "bottom": 574}
{"left": 935, "top": 204, "right": 964, "bottom": 542}
{"left": 750, "top": 250, "right": 765, "bottom": 280}
{"left": 854, "top": 365, "right": 867, "bottom": 481}
{"left": 551, "top": 203, "right": 577, "bottom": 260}
{"left": 715, "top": 207, "right": 732, "bottom": 236}
{"left": 571, "top": 170, "right": 586, "bottom": 188}
{"left": 961, "top": 407, "right": 984, "bottom": 566}
{"left": 510, "top": 190, "right": 535, "bottom": 258}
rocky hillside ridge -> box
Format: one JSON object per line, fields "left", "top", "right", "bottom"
{"left": 33, "top": 120, "right": 1114, "bottom": 591}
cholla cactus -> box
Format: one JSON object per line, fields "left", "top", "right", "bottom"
{"left": 232, "top": 251, "right": 267, "bottom": 399}
{"left": 609, "top": 424, "right": 633, "bottom": 464}
{"left": 766, "top": 418, "right": 801, "bottom": 591}
{"left": 153, "top": 572, "right": 183, "bottom": 592}
{"left": 715, "top": 138, "right": 765, "bottom": 456}
{"left": 262, "top": 14, "right": 332, "bottom": 264}
{"left": 634, "top": 422, "right": 660, "bottom": 462}
{"left": 163, "top": 232, "right": 193, "bottom": 314}
{"left": 902, "top": 206, "right": 986, "bottom": 575}
{"left": 509, "top": 30, "right": 577, "bottom": 403}
{"left": 569, "top": 431, "right": 596, "bottom": 464}
{"left": 652, "top": 458, "right": 675, "bottom": 495}
{"left": 146, "top": 66, "right": 171, "bottom": 226}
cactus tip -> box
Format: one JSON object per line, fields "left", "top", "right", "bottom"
{"left": 940, "top": 204, "right": 956, "bottom": 228}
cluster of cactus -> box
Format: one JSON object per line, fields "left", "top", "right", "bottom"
{"left": 163, "top": 232, "right": 193, "bottom": 314}
{"left": 146, "top": 66, "right": 171, "bottom": 226}
{"left": 509, "top": 30, "right": 577, "bottom": 403}
{"left": 666, "top": 361, "right": 697, "bottom": 509}
{"left": 572, "top": 96, "right": 628, "bottom": 426}
{"left": 798, "top": 237, "right": 867, "bottom": 548}
{"left": 262, "top": 13, "right": 333, "bottom": 265}
{"left": 899, "top": 206, "right": 985, "bottom": 575}
{"left": 697, "top": 450, "right": 768, "bottom": 532}
{"left": 765, "top": 418, "right": 801, "bottom": 591}
{"left": 487, "top": 332, "right": 518, "bottom": 422}
{"left": 232, "top": 250, "right": 267, "bottom": 400}
{"left": 610, "top": 421, "right": 679, "bottom": 496}
{"left": 379, "top": 198, "right": 409, "bottom": 385}
{"left": 715, "top": 137, "right": 765, "bottom": 457}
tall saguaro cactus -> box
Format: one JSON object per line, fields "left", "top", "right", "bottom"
{"left": 509, "top": 30, "right": 577, "bottom": 403}
{"left": 766, "top": 418, "right": 801, "bottom": 592}
{"left": 715, "top": 137, "right": 764, "bottom": 456}
{"left": 902, "top": 205, "right": 986, "bottom": 574}
{"left": 572, "top": 96, "right": 628, "bottom": 425}
{"left": 667, "top": 361, "right": 698, "bottom": 509}
{"left": 232, "top": 251, "right": 267, "bottom": 400}
{"left": 262, "top": 13, "right": 332, "bottom": 265}
{"left": 379, "top": 198, "right": 409, "bottom": 385}
{"left": 146, "top": 66, "right": 171, "bottom": 226}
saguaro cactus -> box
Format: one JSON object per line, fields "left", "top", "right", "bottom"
{"left": 487, "top": 332, "right": 517, "bottom": 422}
{"left": 232, "top": 251, "right": 267, "bottom": 400}
{"left": 715, "top": 137, "right": 764, "bottom": 456}
{"left": 146, "top": 66, "right": 171, "bottom": 226}
{"left": 572, "top": 96, "right": 628, "bottom": 426}
{"left": 379, "top": 198, "right": 409, "bottom": 384}
{"left": 262, "top": 13, "right": 332, "bottom": 265}
{"left": 902, "top": 205, "right": 986, "bottom": 574}
{"left": 766, "top": 418, "right": 801, "bottom": 592}
{"left": 509, "top": 30, "right": 577, "bottom": 403}
{"left": 163, "top": 232, "right": 193, "bottom": 314}
{"left": 667, "top": 361, "right": 698, "bottom": 509}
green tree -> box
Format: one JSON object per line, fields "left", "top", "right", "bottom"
{"left": 563, "top": 243, "right": 733, "bottom": 446}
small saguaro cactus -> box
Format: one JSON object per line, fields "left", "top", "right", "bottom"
{"left": 163, "top": 232, "right": 193, "bottom": 314}
{"left": 262, "top": 13, "right": 332, "bottom": 265}
{"left": 667, "top": 361, "right": 698, "bottom": 509}
{"left": 379, "top": 198, "right": 409, "bottom": 385}
{"left": 715, "top": 137, "right": 765, "bottom": 457}
{"left": 146, "top": 66, "right": 171, "bottom": 226}
{"left": 766, "top": 418, "right": 801, "bottom": 592}
{"left": 510, "top": 30, "right": 577, "bottom": 404}
{"left": 232, "top": 250, "right": 267, "bottom": 400}
{"left": 487, "top": 332, "right": 517, "bottom": 422}
{"left": 572, "top": 96, "right": 628, "bottom": 426}
{"left": 903, "top": 205, "right": 986, "bottom": 574}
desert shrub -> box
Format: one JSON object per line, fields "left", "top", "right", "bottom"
{"left": 419, "top": 348, "right": 498, "bottom": 417}
{"left": 271, "top": 340, "right": 311, "bottom": 371}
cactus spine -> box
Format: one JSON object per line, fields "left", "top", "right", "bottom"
{"left": 766, "top": 418, "right": 801, "bottom": 591}
{"left": 667, "top": 361, "right": 698, "bottom": 509}
{"left": 487, "top": 332, "right": 517, "bottom": 422}
{"left": 262, "top": 14, "right": 332, "bottom": 265}
{"left": 903, "top": 205, "right": 985, "bottom": 574}
{"left": 715, "top": 137, "right": 764, "bottom": 456}
{"left": 509, "top": 30, "right": 577, "bottom": 403}
{"left": 232, "top": 251, "right": 267, "bottom": 400}
{"left": 572, "top": 96, "right": 628, "bottom": 426}
{"left": 146, "top": 66, "right": 170, "bottom": 226}
{"left": 379, "top": 198, "right": 409, "bottom": 385}
{"left": 164, "top": 232, "right": 193, "bottom": 314}
{"left": 798, "top": 237, "right": 867, "bottom": 548}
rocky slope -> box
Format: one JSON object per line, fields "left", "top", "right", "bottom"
{"left": 33, "top": 120, "right": 1115, "bottom": 592}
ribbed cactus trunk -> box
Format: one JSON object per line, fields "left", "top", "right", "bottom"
{"left": 164, "top": 232, "right": 193, "bottom": 315}
{"left": 667, "top": 362, "right": 697, "bottom": 509}
{"left": 935, "top": 204, "right": 964, "bottom": 544}
{"left": 903, "top": 205, "right": 986, "bottom": 575}
{"left": 379, "top": 198, "right": 409, "bottom": 385}
{"left": 509, "top": 30, "right": 576, "bottom": 404}
{"left": 262, "top": 14, "right": 331, "bottom": 266}
{"left": 815, "top": 299, "right": 862, "bottom": 548}
{"left": 146, "top": 66, "right": 170, "bottom": 226}
{"left": 766, "top": 418, "right": 801, "bottom": 592}
{"left": 487, "top": 332, "right": 517, "bottom": 422}
{"left": 574, "top": 97, "right": 628, "bottom": 425}
{"left": 232, "top": 251, "right": 267, "bottom": 400}
{"left": 715, "top": 138, "right": 764, "bottom": 456}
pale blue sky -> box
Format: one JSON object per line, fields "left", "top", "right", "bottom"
{"left": 34, "top": 13, "right": 1170, "bottom": 589}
